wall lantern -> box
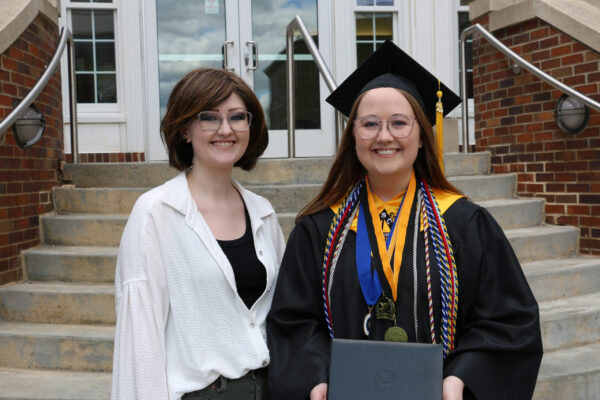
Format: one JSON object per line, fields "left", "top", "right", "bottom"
{"left": 11, "top": 102, "right": 45, "bottom": 148}
{"left": 555, "top": 94, "right": 589, "bottom": 135}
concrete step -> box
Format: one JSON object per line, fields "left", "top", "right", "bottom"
{"left": 533, "top": 342, "right": 600, "bottom": 400}
{"left": 24, "top": 246, "right": 117, "bottom": 284}
{"left": 63, "top": 153, "right": 491, "bottom": 188}
{"left": 478, "top": 197, "right": 544, "bottom": 230}
{"left": 53, "top": 184, "right": 322, "bottom": 215}
{"left": 42, "top": 214, "right": 127, "bottom": 247}
{"left": 505, "top": 224, "right": 578, "bottom": 263}
{"left": 41, "top": 213, "right": 299, "bottom": 247}
{"left": 0, "top": 282, "right": 115, "bottom": 324}
{"left": 523, "top": 257, "right": 600, "bottom": 302}
{"left": 539, "top": 292, "right": 600, "bottom": 352}
{"left": 449, "top": 173, "right": 516, "bottom": 201}
{"left": 0, "top": 322, "right": 114, "bottom": 372}
{"left": 40, "top": 214, "right": 577, "bottom": 262}
{"left": 278, "top": 212, "right": 296, "bottom": 240}
{"left": 53, "top": 187, "right": 148, "bottom": 215}
{"left": 0, "top": 367, "right": 111, "bottom": 400}
{"left": 443, "top": 152, "right": 490, "bottom": 177}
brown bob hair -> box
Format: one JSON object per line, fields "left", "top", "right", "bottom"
{"left": 297, "top": 89, "right": 462, "bottom": 221}
{"left": 160, "top": 68, "right": 268, "bottom": 171}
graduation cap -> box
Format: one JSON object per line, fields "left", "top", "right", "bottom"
{"left": 326, "top": 40, "right": 462, "bottom": 126}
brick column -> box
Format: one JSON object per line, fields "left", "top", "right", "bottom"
{"left": 0, "top": 15, "right": 63, "bottom": 284}
{"left": 472, "top": 16, "right": 600, "bottom": 255}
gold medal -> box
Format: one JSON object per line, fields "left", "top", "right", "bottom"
{"left": 375, "top": 296, "right": 396, "bottom": 321}
{"left": 384, "top": 326, "right": 408, "bottom": 342}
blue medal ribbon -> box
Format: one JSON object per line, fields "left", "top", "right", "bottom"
{"left": 355, "top": 194, "right": 405, "bottom": 307}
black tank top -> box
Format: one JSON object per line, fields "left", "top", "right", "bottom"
{"left": 217, "top": 207, "right": 267, "bottom": 309}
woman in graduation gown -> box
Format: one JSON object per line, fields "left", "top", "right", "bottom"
{"left": 266, "top": 41, "right": 543, "bottom": 400}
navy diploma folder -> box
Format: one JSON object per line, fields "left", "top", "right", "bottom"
{"left": 328, "top": 339, "right": 443, "bottom": 400}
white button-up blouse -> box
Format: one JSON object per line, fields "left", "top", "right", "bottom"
{"left": 111, "top": 172, "right": 285, "bottom": 400}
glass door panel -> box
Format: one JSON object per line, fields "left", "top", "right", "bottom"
{"left": 146, "top": 0, "right": 334, "bottom": 159}
{"left": 249, "top": 1, "right": 320, "bottom": 130}
{"left": 155, "top": 0, "right": 227, "bottom": 116}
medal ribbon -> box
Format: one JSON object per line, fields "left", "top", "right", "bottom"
{"left": 356, "top": 202, "right": 384, "bottom": 307}
{"left": 365, "top": 172, "right": 417, "bottom": 301}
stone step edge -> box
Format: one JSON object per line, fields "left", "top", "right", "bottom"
{"left": 0, "top": 281, "right": 114, "bottom": 294}
{"left": 522, "top": 256, "right": 600, "bottom": 276}
{"left": 24, "top": 245, "right": 119, "bottom": 256}
{"left": 0, "top": 367, "right": 112, "bottom": 400}
{"left": 0, "top": 321, "right": 114, "bottom": 340}
{"left": 538, "top": 291, "right": 600, "bottom": 321}
{"left": 538, "top": 342, "right": 600, "bottom": 379}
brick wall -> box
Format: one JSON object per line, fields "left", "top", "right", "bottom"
{"left": 0, "top": 15, "right": 62, "bottom": 285}
{"left": 472, "top": 16, "right": 600, "bottom": 255}
{"left": 65, "top": 152, "right": 145, "bottom": 163}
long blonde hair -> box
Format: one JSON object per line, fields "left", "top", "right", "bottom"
{"left": 297, "top": 89, "right": 462, "bottom": 221}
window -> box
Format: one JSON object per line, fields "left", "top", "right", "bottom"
{"left": 355, "top": 1, "right": 395, "bottom": 65}
{"left": 68, "top": 0, "right": 118, "bottom": 104}
{"left": 355, "top": 13, "right": 393, "bottom": 65}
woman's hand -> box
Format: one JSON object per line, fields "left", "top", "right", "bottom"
{"left": 310, "top": 383, "right": 328, "bottom": 400}
{"left": 443, "top": 376, "right": 465, "bottom": 400}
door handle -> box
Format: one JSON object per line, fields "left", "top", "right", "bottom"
{"left": 246, "top": 41, "right": 258, "bottom": 71}
{"left": 223, "top": 41, "right": 234, "bottom": 72}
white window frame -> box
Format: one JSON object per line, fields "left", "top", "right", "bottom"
{"left": 453, "top": 1, "right": 475, "bottom": 145}
{"left": 60, "top": 0, "right": 123, "bottom": 119}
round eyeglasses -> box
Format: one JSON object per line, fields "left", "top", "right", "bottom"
{"left": 196, "top": 110, "right": 252, "bottom": 132}
{"left": 354, "top": 114, "right": 416, "bottom": 140}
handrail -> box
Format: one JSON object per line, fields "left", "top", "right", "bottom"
{"left": 460, "top": 23, "right": 600, "bottom": 153}
{"left": 0, "top": 27, "right": 79, "bottom": 162}
{"left": 286, "top": 15, "right": 338, "bottom": 158}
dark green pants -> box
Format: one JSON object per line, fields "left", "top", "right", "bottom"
{"left": 182, "top": 368, "right": 270, "bottom": 400}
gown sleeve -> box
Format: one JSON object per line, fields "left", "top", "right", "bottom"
{"left": 443, "top": 201, "right": 543, "bottom": 400}
{"left": 111, "top": 203, "right": 170, "bottom": 400}
{"left": 267, "top": 214, "right": 331, "bottom": 400}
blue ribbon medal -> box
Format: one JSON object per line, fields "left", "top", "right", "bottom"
{"left": 356, "top": 195, "right": 403, "bottom": 336}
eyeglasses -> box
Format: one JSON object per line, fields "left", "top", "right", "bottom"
{"left": 354, "top": 114, "right": 416, "bottom": 140}
{"left": 196, "top": 110, "right": 252, "bottom": 132}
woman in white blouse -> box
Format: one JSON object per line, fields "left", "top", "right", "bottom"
{"left": 112, "top": 68, "right": 285, "bottom": 400}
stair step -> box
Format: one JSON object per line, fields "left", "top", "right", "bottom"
{"left": 42, "top": 213, "right": 302, "bottom": 246}
{"left": 54, "top": 184, "right": 322, "bottom": 215}
{"left": 533, "top": 342, "right": 600, "bottom": 400}
{"left": 42, "top": 215, "right": 128, "bottom": 247}
{"left": 0, "top": 322, "right": 114, "bottom": 372}
{"left": 63, "top": 153, "right": 491, "bottom": 188}
{"left": 539, "top": 292, "right": 600, "bottom": 352}
{"left": 278, "top": 212, "right": 296, "bottom": 239}
{"left": 505, "top": 224, "right": 578, "bottom": 263}
{"left": 443, "top": 152, "right": 490, "bottom": 177}
{"left": 53, "top": 187, "right": 148, "bottom": 214}
{"left": 0, "top": 367, "right": 111, "bottom": 400}
{"left": 449, "top": 173, "right": 516, "bottom": 201}
{"left": 523, "top": 257, "right": 600, "bottom": 302}
{"left": 0, "top": 282, "right": 115, "bottom": 324}
{"left": 24, "top": 246, "right": 117, "bottom": 283}
{"left": 478, "top": 197, "right": 544, "bottom": 229}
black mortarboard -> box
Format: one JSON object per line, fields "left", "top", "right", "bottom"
{"left": 326, "top": 40, "right": 462, "bottom": 126}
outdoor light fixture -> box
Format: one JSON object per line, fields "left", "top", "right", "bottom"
{"left": 511, "top": 62, "right": 522, "bottom": 75}
{"left": 555, "top": 94, "right": 589, "bottom": 135}
{"left": 11, "top": 102, "right": 45, "bottom": 148}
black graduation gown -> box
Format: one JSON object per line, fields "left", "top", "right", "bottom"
{"left": 266, "top": 194, "right": 543, "bottom": 400}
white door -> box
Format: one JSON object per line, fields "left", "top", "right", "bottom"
{"left": 143, "top": 0, "right": 335, "bottom": 161}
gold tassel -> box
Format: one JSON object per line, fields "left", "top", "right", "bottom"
{"left": 435, "top": 80, "right": 444, "bottom": 174}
